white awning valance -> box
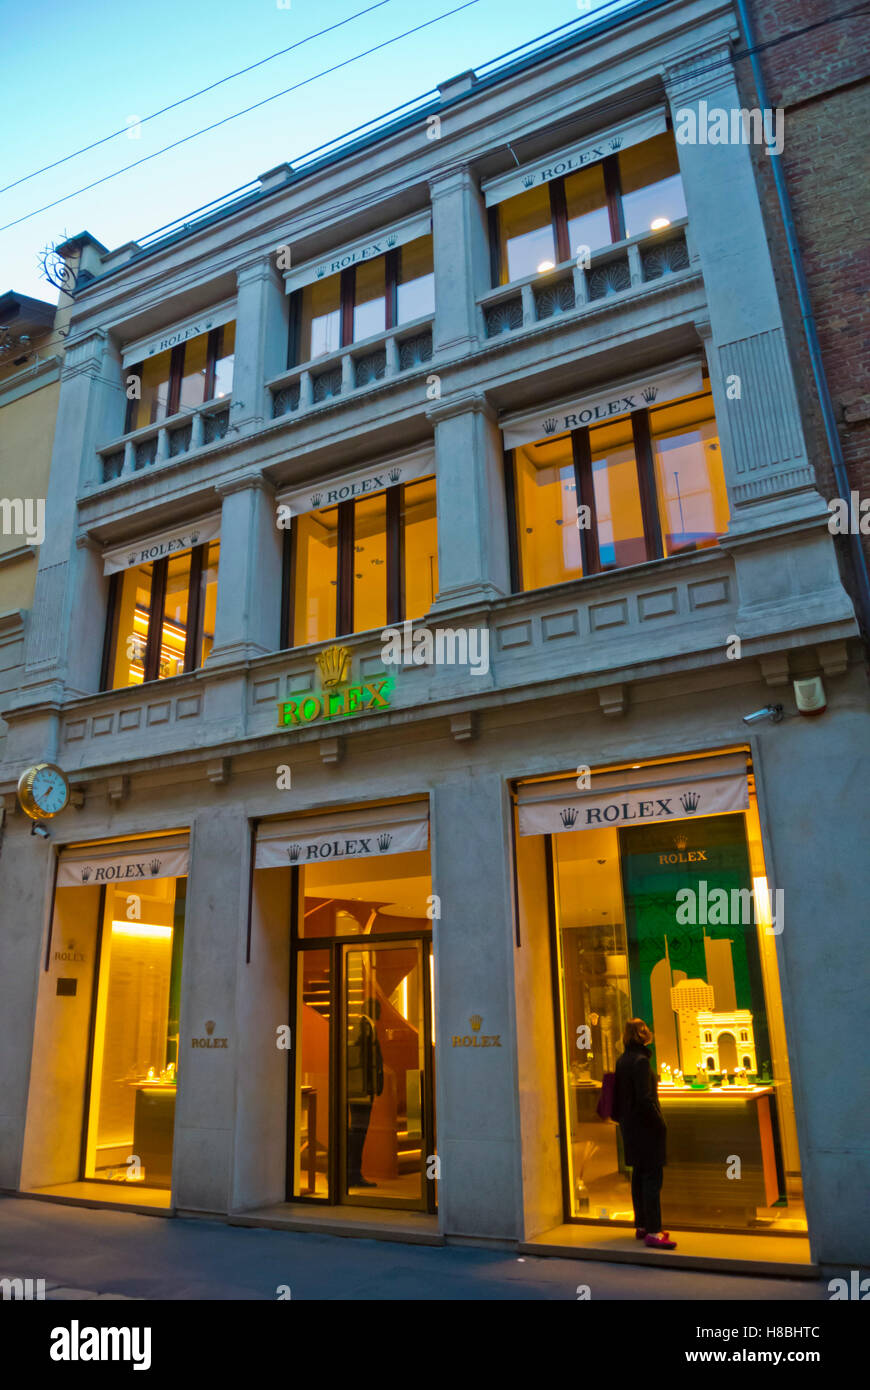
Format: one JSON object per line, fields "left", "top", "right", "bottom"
{"left": 57, "top": 834, "right": 190, "bottom": 887}
{"left": 103, "top": 513, "right": 221, "bottom": 575}
{"left": 277, "top": 447, "right": 434, "bottom": 517}
{"left": 482, "top": 108, "right": 668, "bottom": 208}
{"left": 501, "top": 359, "right": 703, "bottom": 452}
{"left": 283, "top": 210, "right": 432, "bottom": 294}
{"left": 121, "top": 298, "right": 236, "bottom": 367}
{"left": 517, "top": 754, "right": 749, "bottom": 837}
{"left": 255, "top": 802, "right": 429, "bottom": 869}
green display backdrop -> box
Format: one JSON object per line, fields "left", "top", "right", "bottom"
{"left": 617, "top": 813, "right": 771, "bottom": 1075}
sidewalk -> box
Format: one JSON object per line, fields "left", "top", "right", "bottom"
{"left": 0, "top": 1197, "right": 829, "bottom": 1301}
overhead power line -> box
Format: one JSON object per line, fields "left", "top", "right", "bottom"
{"left": 0, "top": 0, "right": 482, "bottom": 235}
{"left": 0, "top": 0, "right": 398, "bottom": 196}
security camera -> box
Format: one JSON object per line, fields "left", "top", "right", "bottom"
{"left": 742, "top": 704, "right": 784, "bottom": 725}
{"left": 30, "top": 821, "right": 51, "bottom": 839}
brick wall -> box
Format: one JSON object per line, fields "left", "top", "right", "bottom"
{"left": 734, "top": 0, "right": 870, "bottom": 582}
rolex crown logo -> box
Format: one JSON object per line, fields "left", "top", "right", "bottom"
{"left": 190, "top": 532, "right": 200, "bottom": 545}
{"left": 560, "top": 806, "right": 578, "bottom": 827}
{"left": 315, "top": 266, "right": 325, "bottom": 279}
{"left": 610, "top": 137, "right": 623, "bottom": 150}
{"left": 674, "top": 834, "right": 688, "bottom": 852}
{"left": 470, "top": 1014, "right": 482, "bottom": 1032}
{"left": 522, "top": 175, "right": 535, "bottom": 188}
{"left": 315, "top": 644, "right": 352, "bottom": 689}
{"left": 680, "top": 791, "right": 700, "bottom": 813}
{"left": 128, "top": 553, "right": 137, "bottom": 567}
{"left": 641, "top": 387, "right": 658, "bottom": 403}
{"left": 287, "top": 843, "right": 302, "bottom": 863}
{"left": 150, "top": 858, "right": 162, "bottom": 875}
{"left": 377, "top": 832, "right": 393, "bottom": 852}
{"left": 310, "top": 493, "right": 322, "bottom": 509}
{"left": 386, "top": 234, "right": 398, "bottom": 248}
{"left": 205, "top": 1020, "right": 215, "bottom": 1036}
{"left": 80, "top": 865, "right": 92, "bottom": 883}
{"left": 388, "top": 467, "right": 402, "bottom": 483}
{"left": 542, "top": 417, "right": 558, "bottom": 435}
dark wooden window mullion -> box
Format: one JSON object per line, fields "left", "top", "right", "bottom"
{"left": 281, "top": 525, "right": 295, "bottom": 649}
{"left": 503, "top": 447, "right": 522, "bottom": 594}
{"left": 144, "top": 558, "right": 168, "bottom": 683}
{"left": 602, "top": 154, "right": 625, "bottom": 244}
{"left": 337, "top": 500, "right": 355, "bottom": 635}
{"left": 339, "top": 267, "right": 355, "bottom": 348}
{"left": 384, "top": 249, "right": 399, "bottom": 331}
{"left": 184, "top": 544, "right": 205, "bottom": 673}
{"left": 100, "top": 572, "right": 121, "bottom": 691}
{"left": 488, "top": 205, "right": 502, "bottom": 287}
{"left": 124, "top": 361, "right": 143, "bottom": 434}
{"left": 572, "top": 427, "right": 601, "bottom": 576}
{"left": 632, "top": 408, "right": 663, "bottom": 562}
{"left": 549, "top": 177, "right": 571, "bottom": 265}
{"left": 287, "top": 289, "right": 302, "bottom": 369}
{"left": 166, "top": 343, "right": 185, "bottom": 418}
{"left": 386, "top": 485, "right": 402, "bottom": 624}
{"left": 204, "top": 327, "right": 221, "bottom": 403}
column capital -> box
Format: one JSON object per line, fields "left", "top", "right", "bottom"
{"left": 663, "top": 39, "right": 738, "bottom": 105}
{"left": 426, "top": 388, "right": 496, "bottom": 426}
{"left": 428, "top": 162, "right": 478, "bottom": 200}
{"left": 214, "top": 469, "right": 275, "bottom": 500}
{"left": 235, "top": 253, "right": 283, "bottom": 290}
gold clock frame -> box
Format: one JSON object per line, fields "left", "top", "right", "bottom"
{"left": 17, "top": 762, "right": 71, "bottom": 821}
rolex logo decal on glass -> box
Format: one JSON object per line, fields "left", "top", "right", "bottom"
{"left": 315, "top": 644, "right": 352, "bottom": 689}
{"left": 560, "top": 806, "right": 578, "bottom": 827}
{"left": 680, "top": 791, "right": 700, "bottom": 813}
{"left": 470, "top": 1014, "right": 482, "bottom": 1033}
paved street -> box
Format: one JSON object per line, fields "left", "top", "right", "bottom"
{"left": 0, "top": 1197, "right": 829, "bottom": 1301}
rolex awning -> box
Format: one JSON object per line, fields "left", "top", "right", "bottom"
{"left": 255, "top": 802, "right": 429, "bottom": 868}
{"left": 102, "top": 514, "right": 221, "bottom": 574}
{"left": 57, "top": 834, "right": 190, "bottom": 887}
{"left": 517, "top": 754, "right": 749, "bottom": 837}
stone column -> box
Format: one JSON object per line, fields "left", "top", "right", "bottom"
{"left": 430, "top": 773, "right": 521, "bottom": 1240}
{"left": 173, "top": 804, "right": 249, "bottom": 1213}
{"left": 665, "top": 46, "right": 819, "bottom": 531}
{"left": 427, "top": 392, "right": 511, "bottom": 610}
{"left": 429, "top": 166, "right": 490, "bottom": 358}
{"left": 230, "top": 256, "right": 289, "bottom": 435}
{"left": 207, "top": 474, "right": 283, "bottom": 667}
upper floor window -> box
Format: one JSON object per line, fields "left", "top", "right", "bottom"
{"left": 289, "top": 235, "right": 434, "bottom": 365}
{"left": 102, "top": 540, "right": 220, "bottom": 689}
{"left": 286, "top": 475, "right": 437, "bottom": 648}
{"left": 490, "top": 132, "right": 686, "bottom": 285}
{"left": 125, "top": 323, "right": 235, "bottom": 433}
{"left": 506, "top": 381, "right": 728, "bottom": 592}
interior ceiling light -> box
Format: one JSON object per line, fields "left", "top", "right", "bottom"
{"left": 650, "top": 217, "right": 671, "bottom": 230}
{"left": 537, "top": 259, "right": 555, "bottom": 272}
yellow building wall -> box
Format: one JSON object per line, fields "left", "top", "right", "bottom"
{"left": 0, "top": 375, "right": 60, "bottom": 613}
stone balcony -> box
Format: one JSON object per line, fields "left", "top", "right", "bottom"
{"left": 98, "top": 394, "right": 232, "bottom": 486}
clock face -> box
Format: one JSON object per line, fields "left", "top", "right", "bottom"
{"left": 26, "top": 764, "right": 69, "bottom": 818}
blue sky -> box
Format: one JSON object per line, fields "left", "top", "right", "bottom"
{"left": 2, "top": 0, "right": 628, "bottom": 301}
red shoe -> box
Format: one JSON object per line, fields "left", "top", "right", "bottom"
{"left": 636, "top": 1229, "right": 669, "bottom": 1239}
{"left": 645, "top": 1233, "right": 676, "bottom": 1249}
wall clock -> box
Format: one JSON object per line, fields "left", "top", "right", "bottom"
{"left": 17, "top": 762, "right": 70, "bottom": 820}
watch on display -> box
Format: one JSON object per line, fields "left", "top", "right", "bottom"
{"left": 17, "top": 763, "right": 71, "bottom": 821}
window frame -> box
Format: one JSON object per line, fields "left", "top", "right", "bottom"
{"left": 287, "top": 246, "right": 414, "bottom": 369}
{"left": 124, "top": 325, "right": 231, "bottom": 433}
{"left": 506, "top": 392, "right": 721, "bottom": 592}
{"left": 101, "top": 542, "right": 214, "bottom": 690}
{"left": 283, "top": 478, "right": 429, "bottom": 649}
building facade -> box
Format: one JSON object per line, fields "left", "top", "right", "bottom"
{"left": 1, "top": 0, "right": 868, "bottom": 1271}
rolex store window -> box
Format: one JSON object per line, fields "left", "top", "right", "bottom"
{"left": 516, "top": 753, "right": 806, "bottom": 1239}
{"left": 102, "top": 541, "right": 220, "bottom": 689}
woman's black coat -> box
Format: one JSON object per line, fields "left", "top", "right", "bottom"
{"left": 612, "top": 1041, "right": 667, "bottom": 1168}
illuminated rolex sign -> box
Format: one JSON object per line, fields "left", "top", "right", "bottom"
{"left": 278, "top": 645, "right": 394, "bottom": 727}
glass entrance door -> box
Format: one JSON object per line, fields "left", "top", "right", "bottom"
{"left": 341, "top": 941, "right": 432, "bottom": 1208}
